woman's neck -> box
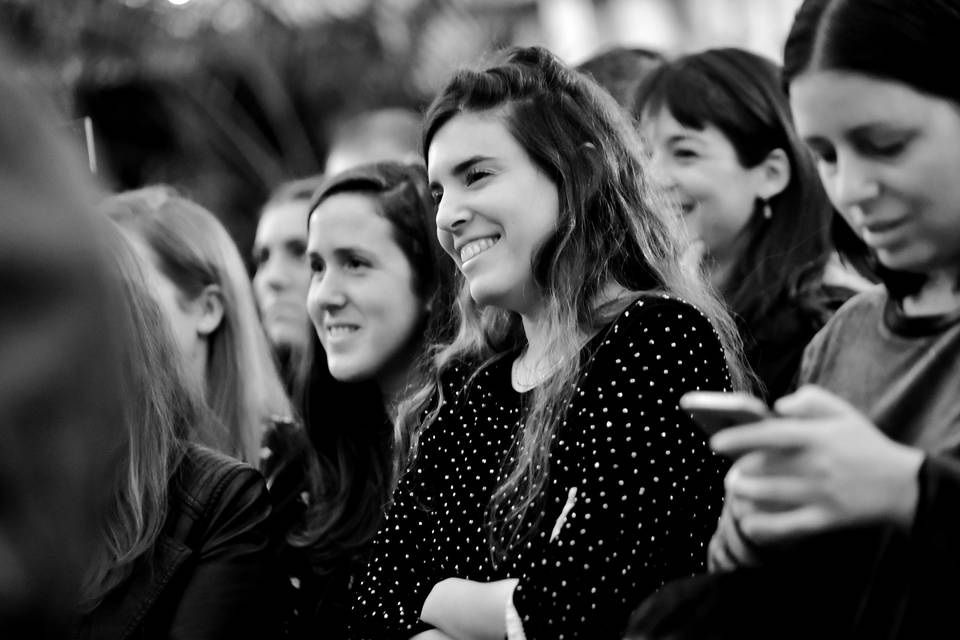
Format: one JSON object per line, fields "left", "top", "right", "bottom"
{"left": 188, "top": 340, "right": 210, "bottom": 398}
{"left": 519, "top": 309, "right": 553, "bottom": 366}
{"left": 902, "top": 269, "right": 960, "bottom": 316}
{"left": 708, "top": 251, "right": 739, "bottom": 294}
{"left": 377, "top": 363, "right": 418, "bottom": 419}
{"left": 513, "top": 311, "right": 562, "bottom": 393}
{"left": 514, "top": 282, "right": 630, "bottom": 391}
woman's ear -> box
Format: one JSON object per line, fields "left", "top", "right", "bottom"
{"left": 755, "top": 148, "right": 791, "bottom": 200}
{"left": 194, "top": 284, "right": 224, "bottom": 337}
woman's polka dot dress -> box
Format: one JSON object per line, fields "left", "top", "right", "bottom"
{"left": 350, "top": 295, "right": 731, "bottom": 639}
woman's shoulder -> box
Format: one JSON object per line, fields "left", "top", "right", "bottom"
{"left": 437, "top": 353, "right": 504, "bottom": 393}
{"left": 585, "top": 292, "right": 728, "bottom": 383}
{"left": 801, "top": 286, "right": 888, "bottom": 373}
{"left": 180, "top": 443, "right": 261, "bottom": 485}
{"left": 172, "top": 444, "right": 270, "bottom": 526}
{"left": 601, "top": 293, "right": 718, "bottom": 342}
{"left": 816, "top": 285, "right": 887, "bottom": 331}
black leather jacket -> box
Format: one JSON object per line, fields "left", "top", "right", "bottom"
{"left": 78, "top": 445, "right": 285, "bottom": 639}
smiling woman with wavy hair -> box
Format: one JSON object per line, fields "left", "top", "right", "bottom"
{"left": 350, "top": 46, "right": 748, "bottom": 640}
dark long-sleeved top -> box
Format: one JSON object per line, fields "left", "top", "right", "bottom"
{"left": 77, "top": 445, "right": 284, "bottom": 640}
{"left": 351, "top": 295, "right": 731, "bottom": 639}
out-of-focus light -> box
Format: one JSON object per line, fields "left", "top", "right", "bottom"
{"left": 168, "top": 0, "right": 191, "bottom": 6}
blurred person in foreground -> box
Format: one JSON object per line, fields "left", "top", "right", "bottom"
{"left": 0, "top": 50, "right": 122, "bottom": 639}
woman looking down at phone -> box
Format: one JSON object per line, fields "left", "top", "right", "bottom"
{"left": 719, "top": 0, "right": 960, "bottom": 559}
{"left": 627, "top": 1, "right": 960, "bottom": 637}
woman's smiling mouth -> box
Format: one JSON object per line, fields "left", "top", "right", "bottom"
{"left": 459, "top": 235, "right": 501, "bottom": 263}
{"left": 325, "top": 324, "right": 360, "bottom": 341}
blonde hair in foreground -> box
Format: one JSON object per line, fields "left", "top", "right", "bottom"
{"left": 80, "top": 222, "right": 196, "bottom": 609}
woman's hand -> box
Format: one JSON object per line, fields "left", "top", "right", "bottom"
{"left": 710, "top": 385, "right": 924, "bottom": 545}
{"left": 707, "top": 500, "right": 760, "bottom": 572}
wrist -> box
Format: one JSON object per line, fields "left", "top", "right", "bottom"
{"left": 887, "top": 444, "right": 924, "bottom": 528}
{"left": 421, "top": 578, "right": 518, "bottom": 640}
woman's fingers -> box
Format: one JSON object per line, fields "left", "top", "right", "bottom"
{"left": 773, "top": 384, "right": 858, "bottom": 418}
{"left": 711, "top": 421, "right": 813, "bottom": 457}
{"left": 727, "top": 473, "right": 817, "bottom": 507}
{"left": 712, "top": 386, "right": 864, "bottom": 458}
{"left": 739, "top": 506, "right": 828, "bottom": 544}
{"left": 707, "top": 533, "right": 736, "bottom": 572}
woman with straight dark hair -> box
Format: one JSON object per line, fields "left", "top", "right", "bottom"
{"left": 271, "top": 161, "right": 456, "bottom": 638}
{"left": 350, "top": 46, "right": 749, "bottom": 640}
{"left": 636, "top": 47, "right": 861, "bottom": 401}
{"left": 627, "top": 1, "right": 960, "bottom": 638}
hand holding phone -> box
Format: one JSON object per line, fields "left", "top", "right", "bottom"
{"left": 680, "top": 391, "right": 772, "bottom": 436}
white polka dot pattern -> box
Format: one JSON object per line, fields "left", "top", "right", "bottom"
{"left": 349, "top": 295, "right": 731, "bottom": 639}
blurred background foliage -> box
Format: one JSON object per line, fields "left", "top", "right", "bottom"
{"left": 0, "top": 0, "right": 801, "bottom": 258}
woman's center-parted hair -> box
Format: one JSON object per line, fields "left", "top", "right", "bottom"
{"left": 295, "top": 161, "right": 458, "bottom": 574}
{"left": 404, "top": 45, "right": 749, "bottom": 561}
{"left": 784, "top": 0, "right": 960, "bottom": 107}
{"left": 308, "top": 161, "right": 451, "bottom": 308}
{"left": 783, "top": 0, "right": 960, "bottom": 297}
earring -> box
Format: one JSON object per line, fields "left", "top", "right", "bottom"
{"left": 762, "top": 199, "right": 773, "bottom": 220}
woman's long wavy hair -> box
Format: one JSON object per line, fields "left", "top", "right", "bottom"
{"left": 634, "top": 48, "right": 844, "bottom": 340}
{"left": 103, "top": 186, "right": 292, "bottom": 462}
{"left": 79, "top": 223, "right": 203, "bottom": 610}
{"left": 294, "top": 162, "right": 456, "bottom": 574}
{"left": 401, "top": 46, "right": 749, "bottom": 562}
{"left": 783, "top": 0, "right": 959, "bottom": 298}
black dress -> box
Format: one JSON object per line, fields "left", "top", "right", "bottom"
{"left": 350, "top": 295, "right": 732, "bottom": 639}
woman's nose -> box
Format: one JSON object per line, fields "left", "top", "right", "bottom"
{"left": 435, "top": 192, "right": 472, "bottom": 234}
{"left": 256, "top": 257, "right": 289, "bottom": 292}
{"left": 308, "top": 269, "right": 347, "bottom": 311}
{"left": 831, "top": 153, "right": 880, "bottom": 213}
{"left": 646, "top": 148, "right": 678, "bottom": 190}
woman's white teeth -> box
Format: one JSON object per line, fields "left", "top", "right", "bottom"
{"left": 460, "top": 237, "right": 498, "bottom": 262}
{"left": 328, "top": 325, "right": 358, "bottom": 336}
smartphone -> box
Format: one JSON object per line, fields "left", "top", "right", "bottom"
{"left": 679, "top": 391, "right": 772, "bottom": 436}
